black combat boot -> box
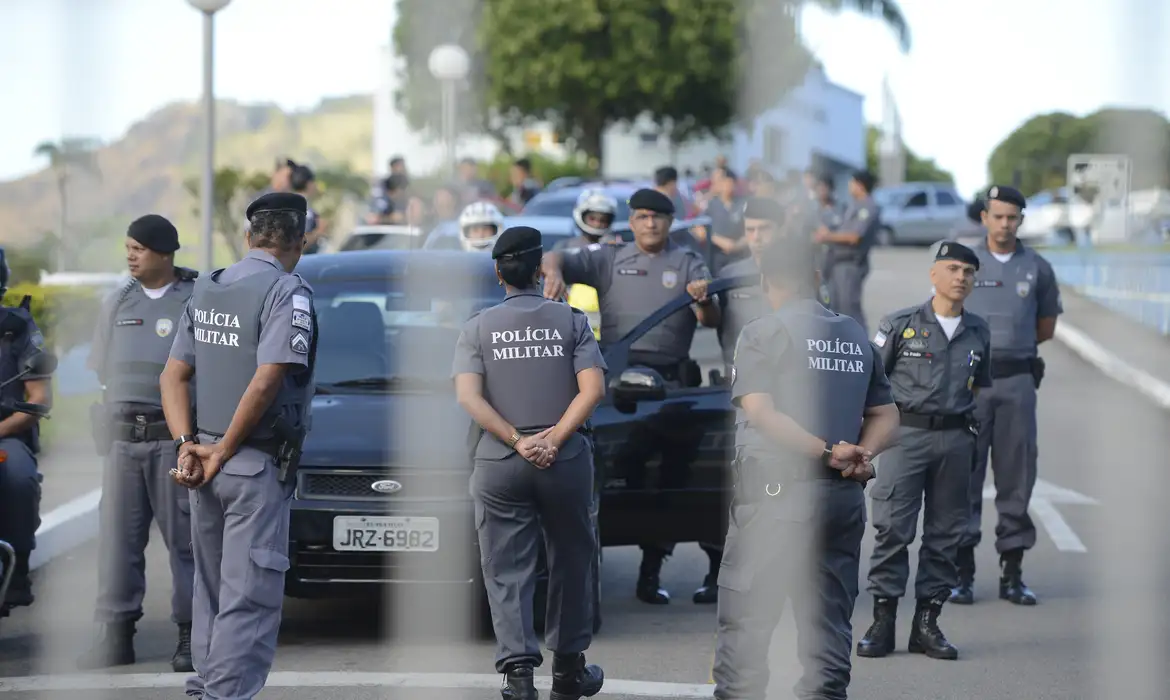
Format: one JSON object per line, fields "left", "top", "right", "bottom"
{"left": 3, "top": 551, "right": 34, "bottom": 609}
{"left": 692, "top": 551, "right": 720, "bottom": 604}
{"left": 76, "top": 620, "right": 136, "bottom": 669}
{"left": 550, "top": 652, "right": 604, "bottom": 700}
{"left": 635, "top": 551, "right": 670, "bottom": 605}
{"left": 499, "top": 664, "right": 537, "bottom": 700}
{"left": 907, "top": 595, "right": 959, "bottom": 660}
{"left": 998, "top": 549, "right": 1037, "bottom": 606}
{"left": 172, "top": 623, "right": 194, "bottom": 672}
{"left": 856, "top": 597, "right": 897, "bottom": 658}
{"left": 949, "top": 546, "right": 975, "bottom": 605}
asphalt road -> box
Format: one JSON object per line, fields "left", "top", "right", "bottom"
{"left": 2, "top": 248, "right": 1168, "bottom": 699}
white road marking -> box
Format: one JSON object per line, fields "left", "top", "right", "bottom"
{"left": 0, "top": 672, "right": 716, "bottom": 697}
{"left": 1055, "top": 321, "right": 1170, "bottom": 411}
{"left": 983, "top": 477, "right": 1097, "bottom": 553}
{"left": 29, "top": 488, "right": 101, "bottom": 571}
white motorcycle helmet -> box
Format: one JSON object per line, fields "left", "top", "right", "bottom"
{"left": 458, "top": 201, "right": 505, "bottom": 252}
{"left": 572, "top": 189, "right": 618, "bottom": 239}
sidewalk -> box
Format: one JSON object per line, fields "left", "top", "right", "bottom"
{"left": 1055, "top": 286, "right": 1170, "bottom": 410}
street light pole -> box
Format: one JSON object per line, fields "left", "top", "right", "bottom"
{"left": 200, "top": 11, "right": 216, "bottom": 273}
{"left": 427, "top": 44, "right": 471, "bottom": 181}
{"left": 187, "top": 0, "right": 232, "bottom": 273}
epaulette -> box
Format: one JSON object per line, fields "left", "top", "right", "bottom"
{"left": 175, "top": 267, "right": 200, "bottom": 281}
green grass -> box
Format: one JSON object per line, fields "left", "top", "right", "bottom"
{"left": 40, "top": 391, "right": 99, "bottom": 448}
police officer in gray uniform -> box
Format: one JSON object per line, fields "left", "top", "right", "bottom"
{"left": 857, "top": 242, "right": 992, "bottom": 661}
{"left": 717, "top": 197, "right": 787, "bottom": 375}
{"left": 951, "top": 185, "right": 1062, "bottom": 607}
{"left": 453, "top": 225, "right": 607, "bottom": 700}
{"left": 542, "top": 188, "right": 723, "bottom": 606}
{"left": 0, "top": 248, "right": 51, "bottom": 617}
{"left": 79, "top": 215, "right": 198, "bottom": 672}
{"left": 713, "top": 236, "right": 900, "bottom": 700}
{"left": 160, "top": 192, "right": 316, "bottom": 700}
{"left": 814, "top": 170, "right": 880, "bottom": 331}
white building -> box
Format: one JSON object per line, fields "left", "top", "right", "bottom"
{"left": 372, "top": 47, "right": 864, "bottom": 183}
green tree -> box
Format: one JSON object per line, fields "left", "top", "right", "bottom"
{"left": 394, "top": 0, "right": 910, "bottom": 166}
{"left": 987, "top": 108, "right": 1170, "bottom": 197}
{"left": 865, "top": 126, "right": 954, "bottom": 184}
{"left": 183, "top": 168, "right": 270, "bottom": 262}
{"left": 32, "top": 137, "right": 102, "bottom": 272}
{"left": 313, "top": 165, "right": 372, "bottom": 236}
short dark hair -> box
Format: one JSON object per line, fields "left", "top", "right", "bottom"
{"left": 249, "top": 210, "right": 305, "bottom": 252}
{"left": 654, "top": 166, "right": 679, "bottom": 187}
{"left": 759, "top": 236, "right": 817, "bottom": 293}
{"left": 496, "top": 249, "right": 543, "bottom": 289}
{"left": 290, "top": 165, "right": 315, "bottom": 193}
{"left": 513, "top": 158, "right": 532, "bottom": 172}
{"left": 851, "top": 169, "right": 877, "bottom": 193}
{"left": 389, "top": 155, "right": 405, "bottom": 167}
{"left": 385, "top": 173, "right": 409, "bottom": 193}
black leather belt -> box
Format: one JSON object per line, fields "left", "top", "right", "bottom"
{"left": 112, "top": 421, "right": 171, "bottom": 443}
{"left": 991, "top": 358, "right": 1034, "bottom": 379}
{"left": 900, "top": 412, "right": 970, "bottom": 431}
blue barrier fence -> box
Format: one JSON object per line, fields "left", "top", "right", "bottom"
{"left": 1045, "top": 249, "right": 1170, "bottom": 335}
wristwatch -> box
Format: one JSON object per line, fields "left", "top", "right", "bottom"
{"left": 507, "top": 432, "right": 521, "bottom": 449}
{"left": 175, "top": 435, "right": 198, "bottom": 450}
{"left": 820, "top": 443, "right": 833, "bottom": 467}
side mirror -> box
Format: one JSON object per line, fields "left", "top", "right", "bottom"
{"left": 610, "top": 367, "right": 667, "bottom": 412}
{"left": 26, "top": 351, "right": 58, "bottom": 376}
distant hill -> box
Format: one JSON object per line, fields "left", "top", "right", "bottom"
{"left": 0, "top": 95, "right": 375, "bottom": 269}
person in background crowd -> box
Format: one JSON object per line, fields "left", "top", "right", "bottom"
{"left": 291, "top": 165, "right": 324, "bottom": 254}
{"left": 508, "top": 158, "right": 542, "bottom": 208}
{"left": 748, "top": 169, "right": 777, "bottom": 199}
{"left": 403, "top": 195, "right": 429, "bottom": 229}
{"left": 458, "top": 201, "right": 506, "bottom": 253}
{"left": 268, "top": 158, "right": 295, "bottom": 194}
{"left": 432, "top": 185, "right": 461, "bottom": 225}
{"left": 458, "top": 158, "right": 498, "bottom": 204}
{"left": 816, "top": 170, "right": 881, "bottom": 331}
{"left": 703, "top": 167, "right": 748, "bottom": 274}
{"left": 367, "top": 173, "right": 410, "bottom": 225}
{"left": 389, "top": 155, "right": 409, "bottom": 182}
{"left": 653, "top": 166, "right": 688, "bottom": 217}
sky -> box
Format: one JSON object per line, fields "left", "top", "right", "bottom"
{"left": 0, "top": 0, "right": 1167, "bottom": 196}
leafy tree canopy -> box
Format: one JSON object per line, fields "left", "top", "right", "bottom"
{"left": 394, "top": 0, "right": 910, "bottom": 165}
{"left": 987, "top": 108, "right": 1170, "bottom": 197}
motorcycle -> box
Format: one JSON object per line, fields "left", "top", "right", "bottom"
{"left": 0, "top": 350, "right": 57, "bottom": 621}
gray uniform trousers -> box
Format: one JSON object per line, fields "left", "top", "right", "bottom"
{"left": 713, "top": 479, "right": 866, "bottom": 700}
{"left": 95, "top": 439, "right": 195, "bottom": 623}
{"left": 473, "top": 440, "right": 596, "bottom": 673}
{"left": 866, "top": 426, "right": 973, "bottom": 600}
{"left": 826, "top": 262, "right": 869, "bottom": 333}
{"left": 960, "top": 373, "right": 1038, "bottom": 553}
{"left": 186, "top": 438, "right": 292, "bottom": 700}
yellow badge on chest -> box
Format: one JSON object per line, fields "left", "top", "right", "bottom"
{"left": 902, "top": 327, "right": 915, "bottom": 339}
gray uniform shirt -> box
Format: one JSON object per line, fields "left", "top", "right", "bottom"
{"left": 964, "top": 240, "right": 1062, "bottom": 360}
{"left": 731, "top": 298, "right": 893, "bottom": 462}
{"left": 452, "top": 291, "right": 606, "bottom": 462}
{"left": 717, "top": 256, "right": 764, "bottom": 365}
{"left": 832, "top": 196, "right": 881, "bottom": 265}
{"left": 874, "top": 302, "right": 993, "bottom": 416}
{"left": 169, "top": 249, "right": 316, "bottom": 430}
{"left": 560, "top": 240, "right": 711, "bottom": 364}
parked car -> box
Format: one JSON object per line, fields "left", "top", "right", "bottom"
{"left": 1017, "top": 188, "right": 1091, "bottom": 243}
{"left": 336, "top": 224, "right": 427, "bottom": 252}
{"left": 871, "top": 182, "right": 969, "bottom": 246}
{"left": 285, "top": 250, "right": 750, "bottom": 633}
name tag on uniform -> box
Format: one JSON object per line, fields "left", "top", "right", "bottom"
{"left": 730, "top": 291, "right": 754, "bottom": 299}
{"left": 900, "top": 350, "right": 932, "bottom": 359}
{"left": 616, "top": 269, "right": 647, "bottom": 276}
{"left": 115, "top": 318, "right": 143, "bottom": 327}
{"left": 973, "top": 280, "right": 1002, "bottom": 288}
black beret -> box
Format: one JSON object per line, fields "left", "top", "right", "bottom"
{"left": 986, "top": 185, "right": 1026, "bottom": 209}
{"left": 492, "top": 226, "right": 543, "bottom": 260}
{"left": 246, "top": 192, "right": 308, "bottom": 220}
{"left": 126, "top": 214, "right": 180, "bottom": 254}
{"left": 967, "top": 198, "right": 986, "bottom": 223}
{"left": 742, "top": 197, "right": 785, "bottom": 225}
{"left": 934, "top": 241, "right": 980, "bottom": 270}
{"left": 627, "top": 188, "right": 675, "bottom": 216}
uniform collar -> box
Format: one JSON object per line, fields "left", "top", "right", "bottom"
{"left": 619, "top": 238, "right": 675, "bottom": 263}
{"left": 920, "top": 298, "right": 968, "bottom": 335}
{"left": 974, "top": 237, "right": 1027, "bottom": 256}
{"left": 244, "top": 249, "right": 283, "bottom": 269}
{"left": 504, "top": 289, "right": 544, "bottom": 300}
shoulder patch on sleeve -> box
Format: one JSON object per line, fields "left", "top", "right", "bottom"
{"left": 290, "top": 332, "right": 310, "bottom": 354}
{"left": 872, "top": 330, "right": 888, "bottom": 348}
{"left": 292, "top": 294, "right": 311, "bottom": 312}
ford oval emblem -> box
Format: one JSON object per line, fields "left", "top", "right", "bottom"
{"left": 370, "top": 480, "right": 403, "bottom": 494}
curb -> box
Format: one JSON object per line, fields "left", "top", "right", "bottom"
{"left": 25, "top": 320, "right": 1170, "bottom": 573}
